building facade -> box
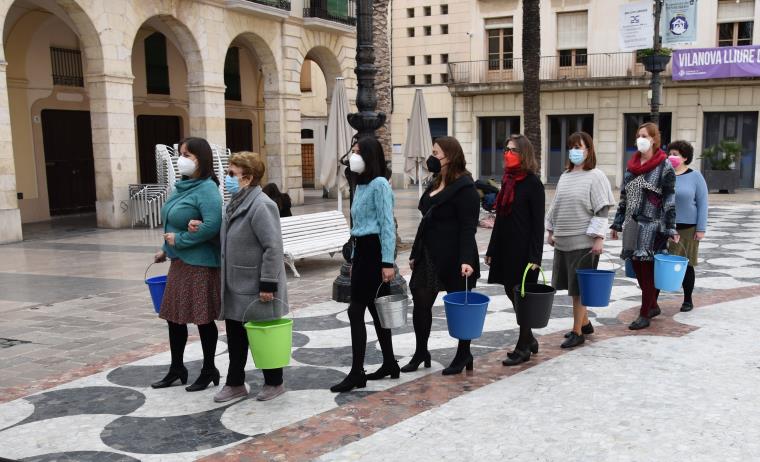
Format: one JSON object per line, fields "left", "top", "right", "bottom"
{"left": 389, "top": 0, "right": 760, "bottom": 191}
{"left": 0, "top": 0, "right": 357, "bottom": 243}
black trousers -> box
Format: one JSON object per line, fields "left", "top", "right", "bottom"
{"left": 348, "top": 235, "right": 396, "bottom": 374}
{"left": 225, "top": 319, "right": 283, "bottom": 387}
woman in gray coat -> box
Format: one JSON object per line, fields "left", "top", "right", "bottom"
{"left": 190, "top": 151, "right": 288, "bottom": 403}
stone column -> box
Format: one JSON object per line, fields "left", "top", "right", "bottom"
{"left": 264, "top": 90, "right": 303, "bottom": 204}
{"left": 87, "top": 73, "right": 137, "bottom": 229}
{"left": 0, "top": 62, "right": 23, "bottom": 243}
{"left": 187, "top": 84, "right": 227, "bottom": 147}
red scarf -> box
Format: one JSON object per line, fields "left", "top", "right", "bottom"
{"left": 495, "top": 166, "right": 527, "bottom": 216}
{"left": 627, "top": 149, "right": 667, "bottom": 175}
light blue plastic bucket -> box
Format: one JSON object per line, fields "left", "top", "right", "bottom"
{"left": 654, "top": 254, "right": 688, "bottom": 291}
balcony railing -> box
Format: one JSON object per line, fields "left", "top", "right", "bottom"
{"left": 448, "top": 52, "right": 673, "bottom": 86}
{"left": 240, "top": 0, "right": 291, "bottom": 10}
{"left": 303, "top": 0, "right": 356, "bottom": 26}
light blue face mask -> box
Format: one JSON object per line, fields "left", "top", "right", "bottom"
{"left": 224, "top": 175, "right": 240, "bottom": 194}
{"left": 568, "top": 148, "right": 585, "bottom": 165}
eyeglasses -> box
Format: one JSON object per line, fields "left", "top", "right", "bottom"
{"left": 504, "top": 148, "right": 521, "bottom": 154}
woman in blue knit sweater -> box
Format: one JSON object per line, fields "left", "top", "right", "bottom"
{"left": 330, "top": 136, "right": 398, "bottom": 393}
{"left": 667, "top": 140, "right": 708, "bottom": 312}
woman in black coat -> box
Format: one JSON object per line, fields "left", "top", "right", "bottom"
{"left": 485, "top": 134, "right": 545, "bottom": 367}
{"left": 405, "top": 136, "right": 481, "bottom": 376}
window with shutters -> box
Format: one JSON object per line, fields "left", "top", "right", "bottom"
{"left": 486, "top": 17, "right": 513, "bottom": 71}
{"left": 300, "top": 59, "right": 313, "bottom": 92}
{"left": 557, "top": 11, "right": 588, "bottom": 68}
{"left": 717, "top": 0, "right": 754, "bottom": 46}
{"left": 49, "top": 47, "right": 84, "bottom": 87}
{"left": 224, "top": 47, "right": 242, "bottom": 101}
{"left": 145, "top": 32, "right": 170, "bottom": 95}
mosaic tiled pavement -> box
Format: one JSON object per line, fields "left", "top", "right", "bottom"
{"left": 1, "top": 202, "right": 760, "bottom": 461}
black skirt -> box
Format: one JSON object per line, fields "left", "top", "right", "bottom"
{"left": 351, "top": 235, "right": 390, "bottom": 305}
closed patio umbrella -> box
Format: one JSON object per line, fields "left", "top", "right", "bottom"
{"left": 403, "top": 88, "right": 433, "bottom": 197}
{"left": 319, "top": 77, "right": 355, "bottom": 212}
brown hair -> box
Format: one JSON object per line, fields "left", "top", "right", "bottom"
{"left": 229, "top": 151, "right": 265, "bottom": 186}
{"left": 179, "top": 137, "right": 219, "bottom": 185}
{"left": 507, "top": 134, "right": 539, "bottom": 174}
{"left": 637, "top": 122, "right": 661, "bottom": 153}
{"left": 565, "top": 131, "right": 597, "bottom": 171}
{"left": 431, "top": 136, "right": 470, "bottom": 189}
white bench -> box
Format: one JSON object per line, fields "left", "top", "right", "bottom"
{"left": 280, "top": 210, "right": 351, "bottom": 278}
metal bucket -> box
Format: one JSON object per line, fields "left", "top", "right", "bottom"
{"left": 374, "top": 283, "right": 410, "bottom": 329}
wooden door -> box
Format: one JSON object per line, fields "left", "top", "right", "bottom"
{"left": 301, "top": 143, "right": 315, "bottom": 188}
{"left": 40, "top": 109, "right": 95, "bottom": 215}
{"left": 136, "top": 115, "right": 182, "bottom": 183}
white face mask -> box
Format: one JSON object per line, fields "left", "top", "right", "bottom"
{"left": 636, "top": 137, "right": 652, "bottom": 153}
{"left": 349, "top": 153, "right": 366, "bottom": 174}
{"left": 177, "top": 156, "right": 197, "bottom": 176}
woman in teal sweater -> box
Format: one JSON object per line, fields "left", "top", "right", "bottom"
{"left": 330, "top": 136, "right": 398, "bottom": 393}
{"left": 152, "top": 137, "right": 223, "bottom": 392}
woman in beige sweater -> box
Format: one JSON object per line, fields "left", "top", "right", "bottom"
{"left": 546, "top": 132, "right": 615, "bottom": 349}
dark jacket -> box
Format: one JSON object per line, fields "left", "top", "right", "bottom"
{"left": 486, "top": 173, "right": 545, "bottom": 288}
{"left": 410, "top": 175, "right": 481, "bottom": 292}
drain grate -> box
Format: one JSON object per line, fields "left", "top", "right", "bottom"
{"left": 0, "top": 338, "right": 31, "bottom": 349}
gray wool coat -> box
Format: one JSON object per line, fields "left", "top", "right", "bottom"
{"left": 219, "top": 186, "right": 289, "bottom": 323}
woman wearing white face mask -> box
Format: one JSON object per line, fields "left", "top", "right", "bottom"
{"left": 152, "top": 137, "right": 223, "bottom": 391}
{"left": 546, "top": 132, "right": 615, "bottom": 348}
{"left": 330, "top": 136, "right": 398, "bottom": 393}
{"left": 610, "top": 123, "right": 679, "bottom": 330}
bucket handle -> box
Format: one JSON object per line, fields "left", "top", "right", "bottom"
{"left": 519, "top": 263, "right": 547, "bottom": 298}
{"left": 665, "top": 239, "right": 688, "bottom": 256}
{"left": 144, "top": 261, "right": 166, "bottom": 282}
{"left": 242, "top": 297, "right": 292, "bottom": 324}
{"left": 374, "top": 281, "right": 389, "bottom": 301}
{"left": 573, "top": 251, "right": 620, "bottom": 273}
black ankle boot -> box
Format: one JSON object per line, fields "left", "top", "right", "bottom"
{"left": 401, "top": 351, "right": 432, "bottom": 373}
{"left": 442, "top": 353, "right": 473, "bottom": 376}
{"left": 367, "top": 361, "right": 401, "bottom": 380}
{"left": 330, "top": 370, "right": 367, "bottom": 393}
{"left": 185, "top": 367, "right": 220, "bottom": 392}
{"left": 151, "top": 366, "right": 188, "bottom": 389}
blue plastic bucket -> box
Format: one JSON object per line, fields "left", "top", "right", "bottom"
{"left": 443, "top": 290, "right": 490, "bottom": 340}
{"left": 575, "top": 253, "right": 616, "bottom": 308}
{"left": 145, "top": 275, "right": 167, "bottom": 313}
{"left": 654, "top": 254, "right": 688, "bottom": 291}
{"left": 625, "top": 259, "right": 636, "bottom": 278}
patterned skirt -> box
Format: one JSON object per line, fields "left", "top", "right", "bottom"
{"left": 409, "top": 246, "right": 444, "bottom": 293}
{"left": 159, "top": 259, "right": 221, "bottom": 325}
{"left": 668, "top": 225, "right": 700, "bottom": 267}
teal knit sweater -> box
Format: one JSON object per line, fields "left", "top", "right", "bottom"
{"left": 351, "top": 176, "right": 395, "bottom": 266}
{"left": 161, "top": 178, "right": 222, "bottom": 267}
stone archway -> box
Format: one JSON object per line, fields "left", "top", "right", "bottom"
{"left": 0, "top": 0, "right": 103, "bottom": 239}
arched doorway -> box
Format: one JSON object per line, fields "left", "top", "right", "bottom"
{"left": 223, "top": 41, "right": 263, "bottom": 158}
{"left": 3, "top": 0, "right": 101, "bottom": 222}
{"left": 131, "top": 17, "right": 199, "bottom": 184}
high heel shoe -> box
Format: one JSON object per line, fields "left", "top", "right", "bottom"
{"left": 151, "top": 366, "right": 188, "bottom": 389}
{"left": 502, "top": 348, "right": 531, "bottom": 367}
{"left": 442, "top": 353, "right": 474, "bottom": 376}
{"left": 400, "top": 352, "right": 432, "bottom": 373}
{"left": 529, "top": 338, "right": 539, "bottom": 354}
{"left": 330, "top": 371, "right": 367, "bottom": 393}
{"left": 185, "top": 367, "right": 220, "bottom": 392}
{"left": 366, "top": 361, "right": 401, "bottom": 380}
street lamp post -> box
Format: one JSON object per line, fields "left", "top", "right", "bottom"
{"left": 649, "top": 0, "right": 664, "bottom": 126}
{"left": 331, "top": 0, "right": 407, "bottom": 303}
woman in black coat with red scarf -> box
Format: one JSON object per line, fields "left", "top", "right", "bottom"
{"left": 405, "top": 136, "right": 481, "bottom": 376}
{"left": 485, "top": 134, "right": 545, "bottom": 367}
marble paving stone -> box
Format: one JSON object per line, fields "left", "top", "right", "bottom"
{"left": 22, "top": 451, "right": 141, "bottom": 462}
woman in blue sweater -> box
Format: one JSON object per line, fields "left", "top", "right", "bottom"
{"left": 152, "top": 137, "right": 223, "bottom": 392}
{"left": 667, "top": 140, "right": 708, "bottom": 312}
{"left": 330, "top": 137, "right": 398, "bottom": 393}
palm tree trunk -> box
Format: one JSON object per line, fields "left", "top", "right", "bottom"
{"left": 522, "top": 0, "right": 541, "bottom": 170}
{"left": 373, "top": 0, "right": 392, "bottom": 162}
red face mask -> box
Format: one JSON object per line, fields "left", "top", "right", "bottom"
{"left": 504, "top": 150, "right": 521, "bottom": 170}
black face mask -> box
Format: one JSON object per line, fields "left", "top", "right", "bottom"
{"left": 426, "top": 155, "right": 442, "bottom": 174}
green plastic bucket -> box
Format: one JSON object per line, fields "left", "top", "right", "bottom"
{"left": 244, "top": 318, "right": 293, "bottom": 369}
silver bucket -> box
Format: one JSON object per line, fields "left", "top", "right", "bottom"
{"left": 374, "top": 283, "right": 410, "bottom": 329}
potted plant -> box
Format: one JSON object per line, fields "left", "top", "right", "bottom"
{"left": 701, "top": 140, "right": 742, "bottom": 193}
{"left": 637, "top": 48, "right": 672, "bottom": 73}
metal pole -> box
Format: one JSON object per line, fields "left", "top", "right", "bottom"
{"left": 650, "top": 0, "right": 663, "bottom": 126}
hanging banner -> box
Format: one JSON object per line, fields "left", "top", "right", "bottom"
{"left": 661, "top": 0, "right": 698, "bottom": 46}
{"left": 619, "top": 2, "right": 654, "bottom": 52}
{"left": 673, "top": 45, "right": 760, "bottom": 80}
